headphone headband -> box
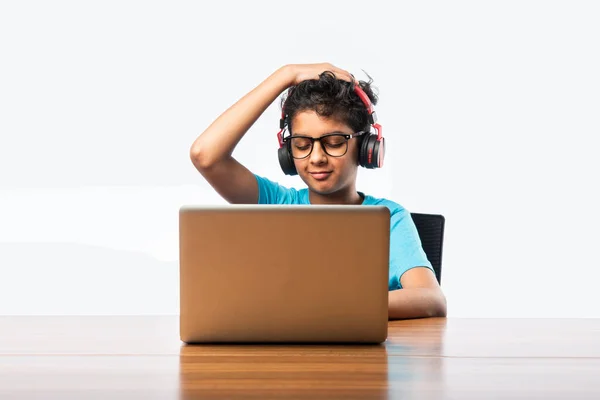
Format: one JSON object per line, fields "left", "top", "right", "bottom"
{"left": 352, "top": 84, "right": 382, "bottom": 143}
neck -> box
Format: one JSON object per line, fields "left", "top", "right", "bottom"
{"left": 309, "top": 187, "right": 363, "bottom": 205}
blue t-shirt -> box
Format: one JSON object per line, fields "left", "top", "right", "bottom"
{"left": 254, "top": 174, "right": 434, "bottom": 291}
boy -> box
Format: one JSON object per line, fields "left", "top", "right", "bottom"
{"left": 190, "top": 63, "right": 447, "bottom": 319}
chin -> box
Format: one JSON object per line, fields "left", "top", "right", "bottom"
{"left": 309, "top": 180, "right": 343, "bottom": 196}
{"left": 310, "top": 186, "right": 337, "bottom": 195}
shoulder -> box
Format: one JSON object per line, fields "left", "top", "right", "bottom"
{"left": 362, "top": 193, "right": 409, "bottom": 221}
{"left": 362, "top": 193, "right": 420, "bottom": 242}
{"left": 254, "top": 174, "right": 308, "bottom": 204}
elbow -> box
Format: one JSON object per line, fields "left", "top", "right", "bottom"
{"left": 430, "top": 293, "right": 447, "bottom": 318}
{"left": 190, "top": 143, "right": 215, "bottom": 171}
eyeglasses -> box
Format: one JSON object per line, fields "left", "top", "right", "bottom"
{"left": 284, "top": 131, "right": 366, "bottom": 159}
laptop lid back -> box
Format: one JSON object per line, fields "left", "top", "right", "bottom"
{"left": 179, "top": 205, "right": 390, "bottom": 343}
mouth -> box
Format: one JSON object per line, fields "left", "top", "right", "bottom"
{"left": 309, "top": 171, "right": 333, "bottom": 181}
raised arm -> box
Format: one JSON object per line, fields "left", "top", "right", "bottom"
{"left": 190, "top": 65, "right": 293, "bottom": 204}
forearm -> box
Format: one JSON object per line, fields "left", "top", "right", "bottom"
{"left": 388, "top": 288, "right": 447, "bottom": 320}
{"left": 190, "top": 65, "right": 293, "bottom": 167}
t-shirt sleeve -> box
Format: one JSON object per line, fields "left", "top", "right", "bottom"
{"left": 388, "top": 207, "right": 434, "bottom": 290}
{"left": 254, "top": 174, "right": 299, "bottom": 204}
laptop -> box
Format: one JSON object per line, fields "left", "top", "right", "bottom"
{"left": 179, "top": 204, "right": 390, "bottom": 344}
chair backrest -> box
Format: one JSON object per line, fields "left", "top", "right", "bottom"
{"left": 410, "top": 213, "right": 445, "bottom": 285}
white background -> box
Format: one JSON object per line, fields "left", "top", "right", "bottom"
{"left": 1, "top": 0, "right": 598, "bottom": 317}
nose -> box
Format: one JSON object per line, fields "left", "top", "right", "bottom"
{"left": 309, "top": 140, "right": 327, "bottom": 164}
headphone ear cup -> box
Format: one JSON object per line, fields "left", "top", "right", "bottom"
{"left": 358, "top": 134, "right": 377, "bottom": 168}
{"left": 278, "top": 143, "right": 297, "bottom": 175}
{"left": 359, "top": 134, "right": 384, "bottom": 169}
{"left": 358, "top": 134, "right": 370, "bottom": 167}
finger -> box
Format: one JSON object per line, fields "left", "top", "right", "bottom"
{"left": 333, "top": 68, "right": 354, "bottom": 83}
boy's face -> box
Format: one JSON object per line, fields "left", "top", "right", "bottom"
{"left": 290, "top": 110, "right": 360, "bottom": 197}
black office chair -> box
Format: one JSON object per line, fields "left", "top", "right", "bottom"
{"left": 410, "top": 213, "right": 445, "bottom": 285}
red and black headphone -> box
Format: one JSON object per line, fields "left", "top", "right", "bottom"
{"left": 276, "top": 84, "right": 384, "bottom": 176}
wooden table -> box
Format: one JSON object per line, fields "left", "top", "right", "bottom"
{"left": 1, "top": 317, "right": 599, "bottom": 399}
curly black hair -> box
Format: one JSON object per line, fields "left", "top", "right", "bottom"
{"left": 280, "top": 71, "right": 378, "bottom": 135}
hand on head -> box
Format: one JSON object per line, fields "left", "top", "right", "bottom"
{"left": 287, "top": 63, "right": 356, "bottom": 87}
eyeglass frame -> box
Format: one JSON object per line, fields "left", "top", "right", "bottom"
{"left": 282, "top": 131, "right": 368, "bottom": 159}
